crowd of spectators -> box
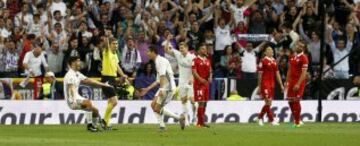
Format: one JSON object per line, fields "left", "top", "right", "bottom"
{"left": 0, "top": 0, "right": 360, "bottom": 100}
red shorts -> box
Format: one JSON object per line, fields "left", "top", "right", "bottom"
{"left": 194, "top": 84, "right": 210, "bottom": 102}
{"left": 287, "top": 83, "right": 305, "bottom": 100}
{"left": 260, "top": 86, "right": 274, "bottom": 99}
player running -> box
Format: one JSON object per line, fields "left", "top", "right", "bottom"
{"left": 285, "top": 41, "right": 309, "bottom": 128}
{"left": 140, "top": 45, "right": 185, "bottom": 132}
{"left": 256, "top": 47, "right": 284, "bottom": 126}
{"left": 64, "top": 56, "right": 113, "bottom": 132}
{"left": 192, "top": 43, "right": 212, "bottom": 128}
{"left": 164, "top": 38, "right": 197, "bottom": 126}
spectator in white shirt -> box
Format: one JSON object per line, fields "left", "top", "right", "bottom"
{"left": 50, "top": 0, "right": 67, "bottom": 17}
{"left": 239, "top": 42, "right": 265, "bottom": 79}
{"left": 27, "top": 14, "right": 44, "bottom": 37}
{"left": 214, "top": 3, "right": 235, "bottom": 64}
{"left": 282, "top": 22, "right": 299, "bottom": 49}
{"left": 23, "top": 43, "right": 49, "bottom": 77}
{"left": 14, "top": 3, "right": 33, "bottom": 28}
{"left": 327, "top": 38, "right": 353, "bottom": 79}
{"left": 227, "top": 0, "right": 256, "bottom": 24}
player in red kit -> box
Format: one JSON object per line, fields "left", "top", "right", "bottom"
{"left": 286, "top": 41, "right": 309, "bottom": 128}
{"left": 192, "top": 43, "right": 212, "bottom": 128}
{"left": 257, "top": 47, "right": 284, "bottom": 126}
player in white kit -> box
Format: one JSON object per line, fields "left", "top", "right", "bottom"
{"left": 164, "top": 40, "right": 198, "bottom": 125}
{"left": 140, "top": 46, "right": 185, "bottom": 132}
{"left": 64, "top": 56, "right": 113, "bottom": 132}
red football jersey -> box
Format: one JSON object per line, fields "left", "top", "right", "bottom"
{"left": 258, "top": 57, "right": 278, "bottom": 89}
{"left": 287, "top": 53, "right": 309, "bottom": 99}
{"left": 192, "top": 56, "right": 212, "bottom": 83}
{"left": 288, "top": 53, "right": 308, "bottom": 85}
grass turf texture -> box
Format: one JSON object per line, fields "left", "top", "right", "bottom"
{"left": 0, "top": 123, "right": 359, "bottom": 146}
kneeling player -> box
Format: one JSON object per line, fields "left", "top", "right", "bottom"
{"left": 64, "top": 56, "right": 114, "bottom": 132}
{"left": 140, "top": 46, "right": 185, "bottom": 131}
{"left": 257, "top": 47, "right": 284, "bottom": 126}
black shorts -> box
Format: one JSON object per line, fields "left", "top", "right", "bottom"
{"left": 101, "top": 76, "right": 117, "bottom": 98}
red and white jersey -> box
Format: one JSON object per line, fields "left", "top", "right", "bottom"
{"left": 192, "top": 56, "right": 211, "bottom": 84}
{"left": 289, "top": 53, "right": 309, "bottom": 85}
{"left": 258, "top": 57, "right": 278, "bottom": 88}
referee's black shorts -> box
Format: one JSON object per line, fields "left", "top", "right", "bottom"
{"left": 101, "top": 76, "right": 117, "bottom": 98}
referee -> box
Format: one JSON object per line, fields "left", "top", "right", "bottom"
{"left": 101, "top": 37, "right": 127, "bottom": 129}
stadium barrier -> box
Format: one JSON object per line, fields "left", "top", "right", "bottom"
{"left": 0, "top": 101, "right": 360, "bottom": 125}
{"left": 1, "top": 78, "right": 358, "bottom": 100}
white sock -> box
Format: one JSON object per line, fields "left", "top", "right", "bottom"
{"left": 154, "top": 112, "right": 165, "bottom": 127}
{"left": 192, "top": 102, "right": 198, "bottom": 119}
{"left": 85, "top": 112, "right": 93, "bottom": 125}
{"left": 162, "top": 108, "right": 180, "bottom": 120}
{"left": 182, "top": 102, "right": 188, "bottom": 115}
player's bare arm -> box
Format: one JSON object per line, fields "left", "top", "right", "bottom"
{"left": 140, "top": 80, "right": 160, "bottom": 97}
{"left": 276, "top": 71, "right": 284, "bottom": 92}
{"left": 157, "top": 75, "right": 168, "bottom": 98}
{"left": 82, "top": 78, "right": 112, "bottom": 88}
{"left": 294, "top": 68, "right": 308, "bottom": 92}
{"left": 257, "top": 71, "right": 262, "bottom": 95}
{"left": 192, "top": 68, "right": 207, "bottom": 84}
{"left": 285, "top": 63, "right": 291, "bottom": 89}
{"left": 208, "top": 67, "right": 213, "bottom": 83}
{"left": 67, "top": 84, "right": 77, "bottom": 107}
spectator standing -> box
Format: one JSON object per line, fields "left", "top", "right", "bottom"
{"left": 46, "top": 42, "right": 64, "bottom": 76}
{"left": 121, "top": 36, "right": 142, "bottom": 78}
{"left": 240, "top": 42, "right": 265, "bottom": 79}
{"left": 23, "top": 43, "right": 49, "bottom": 99}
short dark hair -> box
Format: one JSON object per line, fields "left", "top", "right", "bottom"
{"left": 68, "top": 56, "right": 80, "bottom": 65}
{"left": 53, "top": 10, "right": 61, "bottom": 16}
{"left": 148, "top": 45, "right": 158, "bottom": 54}
{"left": 196, "top": 42, "right": 206, "bottom": 51}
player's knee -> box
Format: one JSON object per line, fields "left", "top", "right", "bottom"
{"left": 92, "top": 107, "right": 99, "bottom": 114}
{"left": 266, "top": 100, "right": 272, "bottom": 106}
{"left": 181, "top": 97, "right": 187, "bottom": 104}
{"left": 151, "top": 102, "right": 156, "bottom": 111}
{"left": 152, "top": 105, "right": 161, "bottom": 113}
{"left": 109, "top": 97, "right": 118, "bottom": 106}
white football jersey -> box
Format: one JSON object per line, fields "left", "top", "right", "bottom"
{"left": 155, "top": 55, "right": 176, "bottom": 91}
{"left": 63, "top": 69, "right": 87, "bottom": 102}
{"left": 173, "top": 50, "right": 195, "bottom": 85}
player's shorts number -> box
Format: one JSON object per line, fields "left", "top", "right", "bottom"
{"left": 197, "top": 90, "right": 203, "bottom": 96}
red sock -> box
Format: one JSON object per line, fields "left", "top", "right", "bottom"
{"left": 197, "top": 106, "right": 205, "bottom": 126}
{"left": 266, "top": 106, "right": 274, "bottom": 122}
{"left": 294, "top": 101, "right": 301, "bottom": 125}
{"left": 258, "top": 105, "right": 268, "bottom": 119}
{"left": 288, "top": 102, "right": 295, "bottom": 122}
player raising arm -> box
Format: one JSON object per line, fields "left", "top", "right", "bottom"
{"left": 164, "top": 36, "right": 198, "bottom": 126}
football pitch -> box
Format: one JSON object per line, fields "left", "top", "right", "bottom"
{"left": 0, "top": 123, "right": 359, "bottom": 146}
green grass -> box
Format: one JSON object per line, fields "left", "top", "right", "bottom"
{"left": 0, "top": 123, "right": 359, "bottom": 146}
